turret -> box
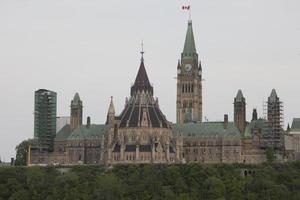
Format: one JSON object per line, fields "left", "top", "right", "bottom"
{"left": 70, "top": 93, "right": 82, "bottom": 129}
{"left": 234, "top": 89, "right": 246, "bottom": 134}
{"left": 106, "top": 97, "right": 115, "bottom": 125}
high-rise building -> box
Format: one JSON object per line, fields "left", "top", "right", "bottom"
{"left": 34, "top": 89, "right": 57, "bottom": 151}
{"left": 176, "top": 20, "right": 202, "bottom": 123}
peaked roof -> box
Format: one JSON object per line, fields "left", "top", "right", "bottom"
{"left": 235, "top": 89, "right": 245, "bottom": 102}
{"left": 291, "top": 118, "right": 300, "bottom": 132}
{"left": 71, "top": 93, "right": 81, "bottom": 105}
{"left": 67, "top": 124, "right": 109, "bottom": 140}
{"left": 182, "top": 20, "right": 197, "bottom": 57}
{"left": 244, "top": 118, "right": 267, "bottom": 138}
{"left": 55, "top": 124, "right": 72, "bottom": 141}
{"left": 130, "top": 58, "right": 153, "bottom": 96}
{"left": 172, "top": 122, "right": 241, "bottom": 138}
{"left": 269, "top": 89, "right": 279, "bottom": 102}
{"left": 107, "top": 97, "right": 115, "bottom": 114}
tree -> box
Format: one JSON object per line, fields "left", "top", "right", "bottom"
{"left": 203, "top": 177, "right": 225, "bottom": 200}
{"left": 266, "top": 147, "right": 276, "bottom": 163}
{"left": 15, "top": 139, "right": 34, "bottom": 166}
{"left": 93, "top": 174, "right": 124, "bottom": 200}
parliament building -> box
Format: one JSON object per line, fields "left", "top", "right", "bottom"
{"left": 29, "top": 19, "right": 297, "bottom": 165}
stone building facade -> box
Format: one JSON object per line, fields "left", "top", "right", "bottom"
{"left": 29, "top": 19, "right": 290, "bottom": 166}
{"left": 285, "top": 118, "right": 300, "bottom": 160}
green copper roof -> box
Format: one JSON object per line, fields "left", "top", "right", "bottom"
{"left": 291, "top": 118, "right": 300, "bottom": 132}
{"left": 71, "top": 93, "right": 81, "bottom": 105}
{"left": 67, "top": 124, "right": 109, "bottom": 140}
{"left": 55, "top": 125, "right": 72, "bottom": 141}
{"left": 182, "top": 21, "right": 197, "bottom": 57}
{"left": 244, "top": 118, "right": 266, "bottom": 138}
{"left": 172, "top": 122, "right": 241, "bottom": 138}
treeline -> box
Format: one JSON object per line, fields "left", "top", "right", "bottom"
{"left": 0, "top": 162, "right": 300, "bottom": 200}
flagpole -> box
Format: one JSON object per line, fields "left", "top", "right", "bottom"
{"left": 189, "top": 6, "right": 192, "bottom": 21}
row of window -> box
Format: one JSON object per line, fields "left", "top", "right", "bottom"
{"left": 182, "top": 83, "right": 194, "bottom": 93}
{"left": 113, "top": 154, "right": 174, "bottom": 161}
{"left": 185, "top": 148, "right": 240, "bottom": 155}
{"left": 184, "top": 141, "right": 240, "bottom": 146}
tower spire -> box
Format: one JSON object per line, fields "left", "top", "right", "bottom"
{"left": 108, "top": 96, "right": 115, "bottom": 114}
{"left": 70, "top": 92, "right": 83, "bottom": 129}
{"left": 131, "top": 48, "right": 153, "bottom": 96}
{"left": 182, "top": 20, "right": 197, "bottom": 59}
{"left": 106, "top": 96, "right": 115, "bottom": 125}
{"left": 140, "top": 41, "right": 144, "bottom": 62}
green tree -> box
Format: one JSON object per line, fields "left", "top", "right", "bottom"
{"left": 52, "top": 172, "right": 80, "bottom": 199}
{"left": 15, "top": 139, "right": 34, "bottom": 166}
{"left": 93, "top": 174, "right": 124, "bottom": 200}
{"left": 266, "top": 147, "right": 275, "bottom": 163}
{"left": 203, "top": 177, "right": 225, "bottom": 200}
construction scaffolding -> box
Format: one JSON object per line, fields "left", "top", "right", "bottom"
{"left": 262, "top": 100, "right": 284, "bottom": 150}
{"left": 34, "top": 89, "right": 57, "bottom": 151}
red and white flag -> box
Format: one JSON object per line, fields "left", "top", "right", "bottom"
{"left": 182, "top": 5, "right": 190, "bottom": 10}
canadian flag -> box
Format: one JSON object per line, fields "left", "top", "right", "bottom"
{"left": 182, "top": 5, "right": 190, "bottom": 10}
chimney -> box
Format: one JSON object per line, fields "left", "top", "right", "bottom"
{"left": 86, "top": 116, "right": 91, "bottom": 129}
{"left": 252, "top": 109, "right": 258, "bottom": 121}
{"left": 224, "top": 114, "right": 228, "bottom": 129}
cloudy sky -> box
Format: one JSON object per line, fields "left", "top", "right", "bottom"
{"left": 0, "top": 0, "right": 299, "bottom": 161}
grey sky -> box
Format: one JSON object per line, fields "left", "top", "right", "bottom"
{"left": 0, "top": 0, "right": 299, "bottom": 161}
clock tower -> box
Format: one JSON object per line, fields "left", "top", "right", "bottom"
{"left": 176, "top": 20, "right": 202, "bottom": 124}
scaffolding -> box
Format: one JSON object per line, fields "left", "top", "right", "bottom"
{"left": 262, "top": 100, "right": 284, "bottom": 150}
{"left": 34, "top": 89, "right": 57, "bottom": 151}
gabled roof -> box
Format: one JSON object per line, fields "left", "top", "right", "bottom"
{"left": 182, "top": 21, "right": 197, "bottom": 57}
{"left": 67, "top": 124, "right": 109, "bottom": 140}
{"left": 55, "top": 125, "right": 72, "bottom": 141}
{"left": 291, "top": 118, "right": 300, "bottom": 132}
{"left": 244, "top": 118, "right": 267, "bottom": 138}
{"left": 172, "top": 122, "right": 241, "bottom": 138}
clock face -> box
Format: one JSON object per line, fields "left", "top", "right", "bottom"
{"left": 184, "top": 64, "right": 192, "bottom": 71}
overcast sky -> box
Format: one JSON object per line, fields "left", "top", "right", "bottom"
{"left": 0, "top": 0, "right": 299, "bottom": 161}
